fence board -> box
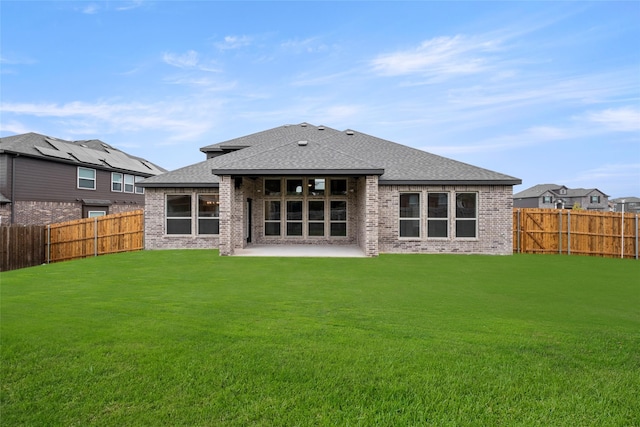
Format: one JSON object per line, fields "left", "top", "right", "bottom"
{"left": 0, "top": 225, "right": 46, "bottom": 272}
{"left": 514, "top": 208, "right": 638, "bottom": 259}
{"left": 47, "top": 210, "right": 144, "bottom": 263}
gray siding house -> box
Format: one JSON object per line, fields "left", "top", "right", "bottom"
{"left": 513, "top": 184, "right": 609, "bottom": 211}
{"left": 140, "top": 123, "right": 521, "bottom": 257}
{"left": 0, "top": 133, "right": 165, "bottom": 225}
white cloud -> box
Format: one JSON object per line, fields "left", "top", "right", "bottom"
{"left": 215, "top": 35, "right": 252, "bottom": 51}
{"left": 82, "top": 3, "right": 100, "bottom": 14}
{"left": 586, "top": 107, "right": 640, "bottom": 132}
{"left": 370, "top": 35, "right": 501, "bottom": 78}
{"left": 163, "top": 50, "right": 200, "bottom": 69}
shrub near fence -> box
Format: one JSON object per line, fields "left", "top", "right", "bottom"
{"left": 514, "top": 208, "right": 639, "bottom": 259}
{"left": 47, "top": 210, "right": 144, "bottom": 263}
{"left": 0, "top": 225, "right": 46, "bottom": 272}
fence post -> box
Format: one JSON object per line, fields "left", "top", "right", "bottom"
{"left": 558, "top": 210, "right": 562, "bottom": 255}
{"left": 621, "top": 205, "right": 625, "bottom": 259}
{"left": 94, "top": 217, "right": 98, "bottom": 257}
{"left": 516, "top": 209, "right": 521, "bottom": 254}
{"left": 567, "top": 210, "right": 571, "bottom": 256}
{"left": 47, "top": 225, "right": 51, "bottom": 264}
{"left": 635, "top": 214, "right": 638, "bottom": 260}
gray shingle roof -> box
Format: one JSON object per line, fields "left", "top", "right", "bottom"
{"left": 0, "top": 132, "right": 165, "bottom": 176}
{"left": 142, "top": 123, "right": 521, "bottom": 186}
{"left": 514, "top": 184, "right": 609, "bottom": 199}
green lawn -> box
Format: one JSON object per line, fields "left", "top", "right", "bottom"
{"left": 1, "top": 251, "right": 638, "bottom": 426}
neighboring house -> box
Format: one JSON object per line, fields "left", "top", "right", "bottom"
{"left": 513, "top": 184, "right": 609, "bottom": 211}
{"left": 611, "top": 197, "right": 640, "bottom": 213}
{"left": 140, "top": 123, "right": 521, "bottom": 257}
{"left": 0, "top": 133, "right": 165, "bottom": 225}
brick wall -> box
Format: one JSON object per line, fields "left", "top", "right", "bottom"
{"left": 144, "top": 187, "right": 219, "bottom": 250}
{"left": 378, "top": 185, "right": 513, "bottom": 255}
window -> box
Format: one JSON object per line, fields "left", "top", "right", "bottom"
{"left": 286, "top": 200, "right": 303, "bottom": 236}
{"left": 427, "top": 193, "right": 448, "bottom": 238}
{"left": 590, "top": 195, "right": 600, "bottom": 203}
{"left": 112, "top": 173, "right": 123, "bottom": 192}
{"left": 286, "top": 179, "right": 304, "bottom": 196}
{"left": 330, "top": 200, "right": 347, "bottom": 237}
{"left": 308, "top": 178, "right": 325, "bottom": 196}
{"left": 308, "top": 200, "right": 325, "bottom": 236}
{"left": 264, "top": 179, "right": 281, "bottom": 196}
{"left": 265, "top": 201, "right": 281, "bottom": 236}
{"left": 399, "top": 193, "right": 420, "bottom": 238}
{"left": 88, "top": 211, "right": 106, "bottom": 218}
{"left": 456, "top": 193, "right": 477, "bottom": 238}
{"left": 135, "top": 176, "right": 145, "bottom": 194}
{"left": 330, "top": 179, "right": 347, "bottom": 196}
{"left": 198, "top": 195, "right": 219, "bottom": 235}
{"left": 124, "top": 174, "right": 135, "bottom": 193}
{"left": 166, "top": 195, "right": 192, "bottom": 234}
{"left": 542, "top": 195, "right": 552, "bottom": 204}
{"left": 78, "top": 167, "right": 96, "bottom": 190}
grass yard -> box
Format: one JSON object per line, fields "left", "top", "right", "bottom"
{"left": 1, "top": 251, "right": 638, "bottom": 426}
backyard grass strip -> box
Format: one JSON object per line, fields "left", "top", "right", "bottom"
{"left": 1, "top": 251, "right": 638, "bottom": 426}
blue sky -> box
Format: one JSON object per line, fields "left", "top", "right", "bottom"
{"left": 1, "top": 1, "right": 639, "bottom": 198}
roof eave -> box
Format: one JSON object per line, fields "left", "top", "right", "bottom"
{"left": 212, "top": 168, "right": 385, "bottom": 176}
{"left": 138, "top": 182, "right": 220, "bottom": 188}
{"left": 379, "top": 179, "right": 522, "bottom": 186}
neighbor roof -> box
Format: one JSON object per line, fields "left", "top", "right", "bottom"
{"left": 514, "top": 184, "right": 609, "bottom": 198}
{"left": 141, "top": 123, "right": 521, "bottom": 187}
{"left": 0, "top": 132, "right": 165, "bottom": 176}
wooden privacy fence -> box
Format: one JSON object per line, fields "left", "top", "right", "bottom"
{"left": 47, "top": 210, "right": 144, "bottom": 263}
{"left": 0, "top": 225, "right": 46, "bottom": 271}
{"left": 514, "top": 208, "right": 639, "bottom": 259}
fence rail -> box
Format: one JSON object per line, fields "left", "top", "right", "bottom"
{"left": 514, "top": 208, "right": 639, "bottom": 259}
{"left": 47, "top": 210, "right": 144, "bottom": 263}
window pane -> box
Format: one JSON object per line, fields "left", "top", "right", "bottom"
{"left": 287, "top": 222, "right": 303, "bottom": 236}
{"left": 265, "top": 201, "right": 281, "bottom": 220}
{"left": 124, "top": 174, "right": 135, "bottom": 192}
{"left": 265, "top": 179, "right": 281, "bottom": 196}
{"left": 199, "top": 195, "right": 219, "bottom": 217}
{"left": 79, "top": 179, "right": 95, "bottom": 189}
{"left": 330, "top": 222, "right": 347, "bottom": 237}
{"left": 456, "top": 220, "right": 476, "bottom": 238}
{"left": 198, "top": 219, "right": 219, "bottom": 235}
{"left": 79, "top": 168, "right": 95, "bottom": 179}
{"left": 287, "top": 201, "right": 303, "bottom": 220}
{"left": 308, "top": 201, "right": 324, "bottom": 220}
{"left": 456, "top": 193, "right": 477, "bottom": 218}
{"left": 135, "top": 176, "right": 144, "bottom": 194}
{"left": 400, "top": 194, "right": 420, "bottom": 218}
{"left": 308, "top": 178, "right": 325, "bottom": 196}
{"left": 308, "top": 222, "right": 325, "bottom": 236}
{"left": 330, "top": 201, "right": 347, "bottom": 221}
{"left": 286, "top": 179, "right": 304, "bottom": 196}
{"left": 330, "top": 179, "right": 347, "bottom": 196}
{"left": 167, "top": 219, "right": 191, "bottom": 234}
{"left": 428, "top": 220, "right": 448, "bottom": 238}
{"left": 265, "top": 222, "right": 281, "bottom": 236}
{"left": 400, "top": 219, "right": 420, "bottom": 237}
{"left": 167, "top": 195, "right": 191, "bottom": 217}
{"left": 428, "top": 193, "right": 448, "bottom": 218}
{"left": 112, "top": 173, "right": 123, "bottom": 192}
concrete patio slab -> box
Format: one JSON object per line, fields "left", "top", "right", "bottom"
{"left": 233, "top": 244, "right": 366, "bottom": 258}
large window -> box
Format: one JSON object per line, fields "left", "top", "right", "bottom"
{"left": 264, "top": 177, "right": 348, "bottom": 239}
{"left": 198, "top": 195, "right": 219, "bottom": 235}
{"left": 456, "top": 193, "right": 477, "bottom": 238}
{"left": 399, "top": 193, "right": 420, "bottom": 238}
{"left": 78, "top": 167, "right": 96, "bottom": 190}
{"left": 124, "top": 174, "right": 135, "bottom": 193}
{"left": 427, "top": 193, "right": 448, "bottom": 238}
{"left": 135, "top": 176, "right": 145, "bottom": 194}
{"left": 166, "top": 195, "right": 192, "bottom": 235}
{"left": 265, "top": 201, "right": 281, "bottom": 236}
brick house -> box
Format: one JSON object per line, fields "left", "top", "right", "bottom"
{"left": 140, "top": 123, "right": 521, "bottom": 256}
{"left": 0, "top": 133, "right": 165, "bottom": 225}
{"left": 513, "top": 184, "right": 610, "bottom": 211}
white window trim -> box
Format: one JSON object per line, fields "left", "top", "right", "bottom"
{"left": 124, "top": 174, "right": 135, "bottom": 193}
{"left": 111, "top": 172, "right": 123, "bottom": 192}
{"left": 88, "top": 211, "right": 106, "bottom": 218}
{"left": 135, "top": 176, "right": 145, "bottom": 194}
{"left": 77, "top": 167, "right": 96, "bottom": 190}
